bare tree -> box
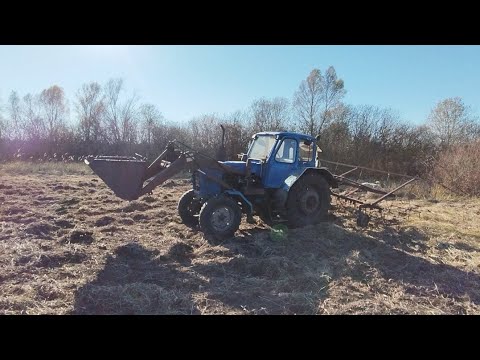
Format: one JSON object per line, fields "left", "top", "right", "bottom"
{"left": 319, "top": 104, "right": 351, "bottom": 161}
{"left": 249, "top": 97, "right": 290, "bottom": 133}
{"left": 0, "top": 95, "right": 4, "bottom": 136}
{"left": 104, "top": 78, "right": 123, "bottom": 143}
{"left": 225, "top": 110, "right": 250, "bottom": 159}
{"left": 104, "top": 78, "right": 139, "bottom": 146}
{"left": 153, "top": 122, "right": 189, "bottom": 151}
{"left": 139, "top": 103, "right": 165, "bottom": 145}
{"left": 427, "top": 97, "right": 478, "bottom": 148}
{"left": 294, "top": 67, "right": 346, "bottom": 136}
{"left": 183, "top": 110, "right": 251, "bottom": 160}
{"left": 321, "top": 66, "right": 346, "bottom": 129}
{"left": 7, "top": 91, "right": 23, "bottom": 140}
{"left": 348, "top": 105, "right": 378, "bottom": 142}
{"left": 22, "top": 93, "right": 45, "bottom": 141}
{"left": 187, "top": 114, "right": 225, "bottom": 157}
{"left": 0, "top": 102, "right": 5, "bottom": 141}
{"left": 39, "top": 85, "right": 68, "bottom": 145}
{"left": 120, "top": 95, "right": 139, "bottom": 144}
{"left": 75, "top": 82, "right": 105, "bottom": 143}
{"left": 293, "top": 69, "right": 323, "bottom": 136}
{"left": 334, "top": 105, "right": 399, "bottom": 167}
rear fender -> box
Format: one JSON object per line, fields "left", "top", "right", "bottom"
{"left": 273, "top": 167, "right": 337, "bottom": 210}
{"left": 282, "top": 167, "right": 337, "bottom": 193}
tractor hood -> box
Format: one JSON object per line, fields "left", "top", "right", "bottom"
{"left": 221, "top": 160, "right": 262, "bottom": 178}
{"left": 221, "top": 161, "right": 247, "bottom": 175}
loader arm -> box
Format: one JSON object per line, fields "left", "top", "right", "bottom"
{"left": 139, "top": 153, "right": 187, "bottom": 196}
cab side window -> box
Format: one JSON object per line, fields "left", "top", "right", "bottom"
{"left": 299, "top": 140, "right": 314, "bottom": 162}
{"left": 275, "top": 138, "right": 297, "bottom": 164}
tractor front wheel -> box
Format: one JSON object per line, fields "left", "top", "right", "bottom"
{"left": 178, "top": 189, "right": 202, "bottom": 226}
{"left": 199, "top": 196, "right": 242, "bottom": 239}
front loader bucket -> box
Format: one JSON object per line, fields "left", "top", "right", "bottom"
{"left": 85, "top": 156, "right": 147, "bottom": 201}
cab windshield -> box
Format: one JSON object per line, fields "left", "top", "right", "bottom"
{"left": 248, "top": 135, "right": 277, "bottom": 160}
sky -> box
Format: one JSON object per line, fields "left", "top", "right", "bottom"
{"left": 0, "top": 45, "right": 479, "bottom": 125}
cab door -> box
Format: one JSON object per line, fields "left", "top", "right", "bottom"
{"left": 263, "top": 138, "right": 298, "bottom": 188}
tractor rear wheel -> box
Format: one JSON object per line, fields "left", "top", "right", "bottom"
{"left": 286, "top": 173, "right": 331, "bottom": 228}
{"left": 199, "top": 196, "right": 242, "bottom": 239}
{"left": 178, "top": 189, "right": 201, "bottom": 226}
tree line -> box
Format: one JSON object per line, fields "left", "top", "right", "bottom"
{"left": 0, "top": 67, "right": 479, "bottom": 178}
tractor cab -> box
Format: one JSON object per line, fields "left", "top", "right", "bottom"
{"left": 241, "top": 131, "right": 318, "bottom": 188}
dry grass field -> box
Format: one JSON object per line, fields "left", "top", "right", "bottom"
{"left": 0, "top": 162, "right": 479, "bottom": 314}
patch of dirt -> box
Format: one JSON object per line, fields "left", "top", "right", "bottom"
{"left": 51, "top": 184, "right": 78, "bottom": 191}
{"left": 74, "top": 283, "right": 190, "bottom": 314}
{"left": 54, "top": 219, "right": 75, "bottom": 229}
{"left": 166, "top": 242, "right": 194, "bottom": 263}
{"left": 36, "top": 195, "right": 56, "bottom": 201}
{"left": 76, "top": 206, "right": 104, "bottom": 216}
{"left": 35, "top": 251, "right": 88, "bottom": 268}
{"left": 95, "top": 216, "right": 115, "bottom": 227}
{"left": 55, "top": 206, "right": 68, "bottom": 215}
{"left": 132, "top": 214, "right": 149, "bottom": 221}
{"left": 5, "top": 216, "right": 37, "bottom": 225}
{"left": 16, "top": 250, "right": 88, "bottom": 268}
{"left": 162, "top": 180, "right": 177, "bottom": 188}
{"left": 25, "top": 222, "right": 58, "bottom": 239}
{"left": 2, "top": 206, "right": 25, "bottom": 215}
{"left": 120, "top": 201, "right": 151, "bottom": 213}
{"left": 63, "top": 230, "right": 94, "bottom": 244}
{"left": 99, "top": 226, "right": 125, "bottom": 233}
{"left": 60, "top": 198, "right": 80, "bottom": 206}
{"left": 118, "top": 218, "right": 135, "bottom": 226}
{"left": 116, "top": 243, "right": 160, "bottom": 259}
{"left": 35, "top": 284, "right": 63, "bottom": 301}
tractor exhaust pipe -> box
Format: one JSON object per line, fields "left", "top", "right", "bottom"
{"left": 216, "top": 124, "right": 226, "bottom": 161}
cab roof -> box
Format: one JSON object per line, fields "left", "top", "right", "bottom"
{"left": 254, "top": 131, "right": 316, "bottom": 142}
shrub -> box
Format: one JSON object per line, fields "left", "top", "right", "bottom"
{"left": 433, "top": 140, "right": 480, "bottom": 196}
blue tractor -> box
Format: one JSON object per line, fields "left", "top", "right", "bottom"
{"left": 86, "top": 128, "right": 338, "bottom": 239}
